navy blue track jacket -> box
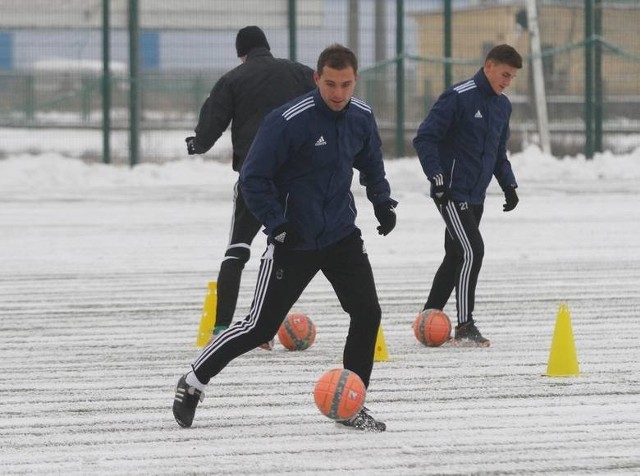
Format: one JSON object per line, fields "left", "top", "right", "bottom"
{"left": 240, "top": 88, "right": 397, "bottom": 250}
{"left": 413, "top": 68, "right": 518, "bottom": 205}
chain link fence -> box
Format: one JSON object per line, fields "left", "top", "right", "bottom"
{"left": 0, "top": 0, "right": 638, "bottom": 164}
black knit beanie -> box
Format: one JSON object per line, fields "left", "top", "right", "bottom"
{"left": 236, "top": 26, "right": 270, "bottom": 57}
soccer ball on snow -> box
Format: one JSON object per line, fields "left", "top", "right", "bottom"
{"left": 313, "top": 368, "right": 366, "bottom": 420}
{"left": 413, "top": 309, "right": 452, "bottom": 347}
{"left": 277, "top": 312, "right": 316, "bottom": 351}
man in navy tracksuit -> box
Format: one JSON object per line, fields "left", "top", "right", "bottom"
{"left": 413, "top": 44, "right": 522, "bottom": 347}
{"left": 173, "top": 44, "right": 397, "bottom": 432}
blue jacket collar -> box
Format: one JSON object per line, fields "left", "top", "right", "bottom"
{"left": 473, "top": 68, "right": 498, "bottom": 97}
{"left": 313, "top": 89, "right": 349, "bottom": 120}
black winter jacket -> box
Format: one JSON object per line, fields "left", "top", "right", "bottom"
{"left": 193, "top": 47, "right": 315, "bottom": 171}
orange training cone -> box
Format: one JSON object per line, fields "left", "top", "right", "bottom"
{"left": 545, "top": 303, "right": 580, "bottom": 376}
{"left": 195, "top": 281, "right": 217, "bottom": 347}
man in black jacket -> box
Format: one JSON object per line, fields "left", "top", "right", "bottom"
{"left": 186, "top": 26, "right": 315, "bottom": 342}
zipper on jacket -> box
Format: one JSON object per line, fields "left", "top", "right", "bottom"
{"left": 448, "top": 160, "right": 456, "bottom": 189}
{"left": 283, "top": 192, "right": 290, "bottom": 218}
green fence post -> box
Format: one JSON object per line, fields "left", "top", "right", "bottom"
{"left": 396, "top": 0, "right": 405, "bottom": 158}
{"left": 288, "top": 0, "right": 297, "bottom": 62}
{"left": 594, "top": 0, "right": 603, "bottom": 153}
{"left": 584, "top": 0, "right": 594, "bottom": 160}
{"left": 128, "top": 0, "right": 140, "bottom": 167}
{"left": 81, "top": 77, "right": 91, "bottom": 122}
{"left": 444, "top": 0, "right": 452, "bottom": 88}
{"left": 102, "top": 0, "right": 111, "bottom": 164}
{"left": 25, "top": 74, "right": 35, "bottom": 123}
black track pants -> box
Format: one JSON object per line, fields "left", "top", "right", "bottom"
{"left": 215, "top": 181, "right": 262, "bottom": 327}
{"left": 193, "top": 230, "right": 382, "bottom": 387}
{"left": 425, "top": 201, "right": 484, "bottom": 326}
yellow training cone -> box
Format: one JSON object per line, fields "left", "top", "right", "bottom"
{"left": 195, "top": 281, "right": 217, "bottom": 347}
{"left": 374, "top": 325, "right": 390, "bottom": 362}
{"left": 546, "top": 303, "right": 580, "bottom": 376}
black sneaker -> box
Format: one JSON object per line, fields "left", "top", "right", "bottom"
{"left": 337, "top": 407, "right": 386, "bottom": 432}
{"left": 453, "top": 322, "right": 490, "bottom": 347}
{"left": 172, "top": 374, "right": 204, "bottom": 428}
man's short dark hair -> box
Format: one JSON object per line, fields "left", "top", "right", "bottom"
{"left": 485, "top": 44, "right": 523, "bottom": 69}
{"left": 317, "top": 44, "right": 358, "bottom": 75}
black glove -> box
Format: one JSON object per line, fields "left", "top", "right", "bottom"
{"left": 429, "top": 174, "right": 448, "bottom": 206}
{"left": 271, "top": 223, "right": 302, "bottom": 249}
{"left": 503, "top": 185, "right": 519, "bottom": 212}
{"left": 185, "top": 136, "right": 207, "bottom": 155}
{"left": 374, "top": 201, "right": 396, "bottom": 236}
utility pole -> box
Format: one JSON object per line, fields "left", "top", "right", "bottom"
{"left": 526, "top": 0, "right": 551, "bottom": 154}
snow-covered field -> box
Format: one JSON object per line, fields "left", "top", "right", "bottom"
{"left": 1, "top": 142, "right": 639, "bottom": 475}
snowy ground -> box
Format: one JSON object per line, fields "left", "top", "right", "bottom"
{"left": 1, "top": 144, "right": 639, "bottom": 475}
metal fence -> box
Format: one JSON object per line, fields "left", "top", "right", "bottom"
{"left": 0, "top": 0, "right": 638, "bottom": 164}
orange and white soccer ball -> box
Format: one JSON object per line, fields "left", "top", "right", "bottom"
{"left": 413, "top": 309, "right": 452, "bottom": 347}
{"left": 313, "top": 368, "right": 366, "bottom": 420}
{"left": 277, "top": 312, "right": 316, "bottom": 351}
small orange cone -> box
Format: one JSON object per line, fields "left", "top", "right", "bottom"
{"left": 545, "top": 303, "right": 580, "bottom": 376}
{"left": 374, "top": 325, "right": 389, "bottom": 362}
{"left": 195, "top": 281, "right": 217, "bottom": 347}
